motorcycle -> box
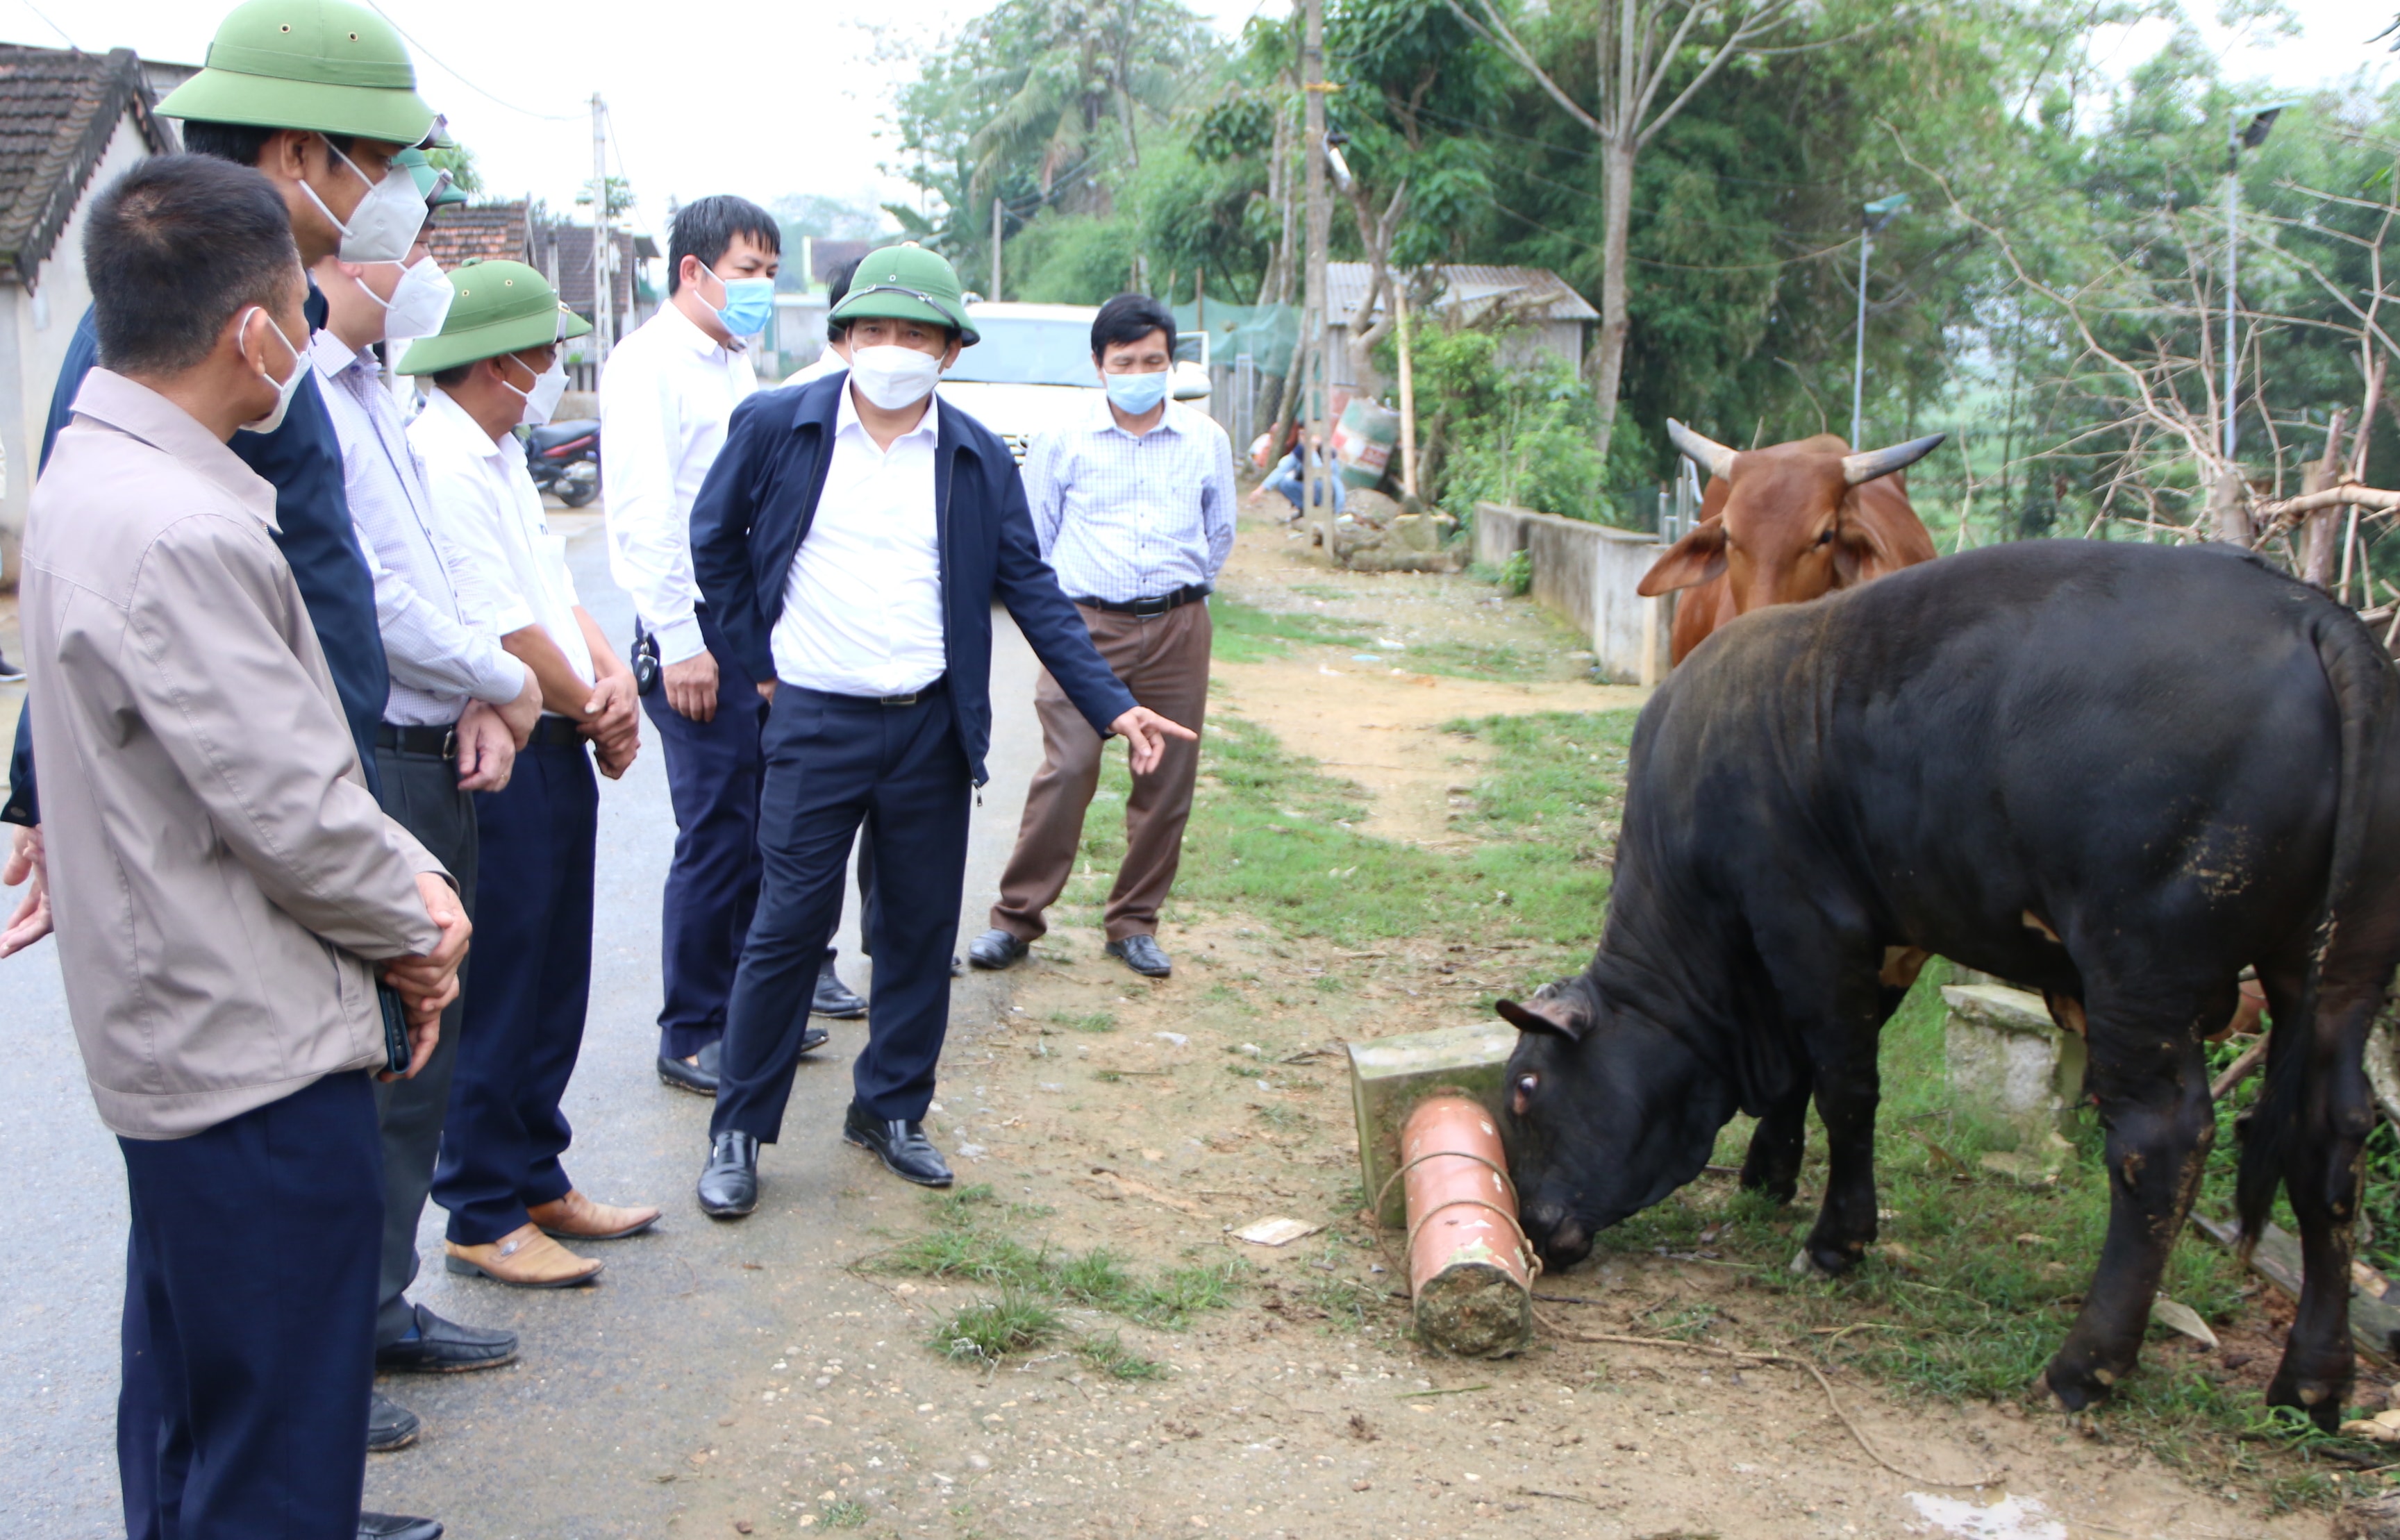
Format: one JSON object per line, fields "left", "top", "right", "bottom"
{"left": 524, "top": 419, "right": 600, "bottom": 508}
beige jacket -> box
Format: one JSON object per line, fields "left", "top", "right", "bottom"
{"left": 21, "top": 370, "right": 445, "bottom": 1139}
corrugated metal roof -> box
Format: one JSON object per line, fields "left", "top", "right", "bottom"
{"left": 0, "top": 45, "right": 176, "bottom": 285}
{"left": 1325, "top": 262, "right": 1597, "bottom": 327}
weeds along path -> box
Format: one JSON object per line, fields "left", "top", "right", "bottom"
{"left": 664, "top": 513, "right": 2338, "bottom": 1538}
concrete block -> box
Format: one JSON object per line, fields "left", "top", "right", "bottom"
{"left": 1942, "top": 982, "right": 2086, "bottom": 1135}
{"left": 1348, "top": 1021, "right": 1517, "bottom": 1228}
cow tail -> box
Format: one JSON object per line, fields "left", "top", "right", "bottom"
{"left": 2236, "top": 612, "right": 2395, "bottom": 1252}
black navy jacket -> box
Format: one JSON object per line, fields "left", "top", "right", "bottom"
{"left": 4, "top": 292, "right": 389, "bottom": 825}
{"left": 689, "top": 371, "right": 1137, "bottom": 787}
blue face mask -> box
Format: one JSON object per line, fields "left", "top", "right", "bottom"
{"left": 703, "top": 268, "right": 776, "bottom": 337}
{"left": 1103, "top": 368, "right": 1170, "bottom": 415}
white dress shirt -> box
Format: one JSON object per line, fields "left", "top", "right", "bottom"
{"left": 771, "top": 385, "right": 946, "bottom": 696}
{"left": 599, "top": 301, "right": 758, "bottom": 665}
{"left": 1027, "top": 393, "right": 1237, "bottom": 603}
{"left": 311, "top": 333, "right": 532, "bottom": 726}
{"left": 409, "top": 388, "right": 595, "bottom": 710}
{"left": 785, "top": 346, "right": 847, "bottom": 387}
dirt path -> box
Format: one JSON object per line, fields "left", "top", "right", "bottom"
{"left": 656, "top": 513, "right": 2332, "bottom": 1540}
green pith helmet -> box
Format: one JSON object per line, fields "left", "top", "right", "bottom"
{"left": 829, "top": 243, "right": 980, "bottom": 346}
{"left": 396, "top": 260, "right": 591, "bottom": 376}
{"left": 157, "top": 0, "right": 438, "bottom": 148}
{"left": 395, "top": 147, "right": 465, "bottom": 208}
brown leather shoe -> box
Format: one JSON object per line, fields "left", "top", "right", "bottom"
{"left": 527, "top": 1189, "right": 662, "bottom": 1241}
{"left": 444, "top": 1223, "right": 603, "bottom": 1288}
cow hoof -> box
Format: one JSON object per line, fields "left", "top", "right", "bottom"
{"left": 2044, "top": 1357, "right": 2120, "bottom": 1413}
{"left": 1789, "top": 1246, "right": 1849, "bottom": 1280}
{"left": 2266, "top": 1366, "right": 2349, "bottom": 1434}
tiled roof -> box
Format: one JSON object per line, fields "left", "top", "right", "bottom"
{"left": 1326, "top": 262, "right": 1598, "bottom": 328}
{"left": 528, "top": 220, "right": 646, "bottom": 319}
{"left": 0, "top": 45, "right": 176, "bottom": 285}
{"left": 426, "top": 200, "right": 529, "bottom": 271}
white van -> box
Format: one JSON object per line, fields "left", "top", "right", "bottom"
{"left": 939, "top": 301, "right": 1211, "bottom": 464}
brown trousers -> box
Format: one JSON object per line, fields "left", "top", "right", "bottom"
{"left": 991, "top": 599, "right": 1211, "bottom": 941}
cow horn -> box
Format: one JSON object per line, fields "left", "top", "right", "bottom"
{"left": 1667, "top": 419, "right": 1738, "bottom": 481}
{"left": 1842, "top": 432, "right": 1947, "bottom": 487}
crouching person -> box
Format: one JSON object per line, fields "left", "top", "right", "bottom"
{"left": 20, "top": 154, "right": 469, "bottom": 1537}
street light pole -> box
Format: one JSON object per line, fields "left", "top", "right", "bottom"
{"left": 2213, "top": 103, "right": 2286, "bottom": 542}
{"left": 1851, "top": 193, "right": 1909, "bottom": 449}
{"left": 591, "top": 92, "right": 612, "bottom": 360}
{"left": 1302, "top": 0, "right": 1330, "bottom": 547}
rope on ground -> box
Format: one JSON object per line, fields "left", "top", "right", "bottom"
{"left": 1528, "top": 1305, "right": 2006, "bottom": 1489}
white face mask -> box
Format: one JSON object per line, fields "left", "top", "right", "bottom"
{"left": 236, "top": 306, "right": 308, "bottom": 434}
{"left": 362, "top": 256, "right": 453, "bottom": 342}
{"left": 299, "top": 137, "right": 428, "bottom": 265}
{"left": 847, "top": 344, "right": 944, "bottom": 410}
{"left": 499, "top": 353, "right": 569, "bottom": 427}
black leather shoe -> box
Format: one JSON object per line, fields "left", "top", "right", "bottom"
{"left": 842, "top": 1101, "right": 953, "bottom": 1187}
{"left": 359, "top": 1516, "right": 443, "bottom": 1540}
{"left": 813, "top": 958, "right": 867, "bottom": 1019}
{"left": 657, "top": 1037, "right": 722, "bottom": 1096}
{"left": 375, "top": 1303, "right": 518, "bottom": 1374}
{"left": 367, "top": 1390, "right": 419, "bottom": 1453}
{"left": 1106, "top": 934, "right": 1173, "bottom": 978}
{"left": 951, "top": 955, "right": 964, "bottom": 977}
{"left": 967, "top": 928, "right": 1029, "bottom": 970}
{"left": 697, "top": 1130, "right": 760, "bottom": 1217}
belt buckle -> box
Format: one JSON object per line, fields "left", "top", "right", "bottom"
{"left": 440, "top": 728, "right": 458, "bottom": 762}
{"left": 881, "top": 692, "right": 918, "bottom": 707}
{"left": 1131, "top": 595, "right": 1171, "bottom": 619}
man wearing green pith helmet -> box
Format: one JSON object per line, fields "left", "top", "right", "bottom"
{"left": 0, "top": 4, "right": 462, "bottom": 1539}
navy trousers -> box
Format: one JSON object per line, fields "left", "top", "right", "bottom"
{"left": 119, "top": 1071, "right": 382, "bottom": 1540}
{"left": 644, "top": 617, "right": 769, "bottom": 1062}
{"left": 435, "top": 737, "right": 597, "bottom": 1245}
{"left": 712, "top": 685, "right": 969, "bottom": 1141}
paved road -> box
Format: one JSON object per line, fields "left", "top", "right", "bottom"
{"left": 0, "top": 514, "right": 1047, "bottom": 1536}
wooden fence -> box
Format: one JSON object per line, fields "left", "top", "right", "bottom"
{"left": 1473, "top": 503, "right": 1669, "bottom": 686}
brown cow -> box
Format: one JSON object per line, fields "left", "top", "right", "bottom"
{"left": 1636, "top": 420, "right": 1947, "bottom": 664}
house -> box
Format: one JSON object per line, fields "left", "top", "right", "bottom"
{"left": 424, "top": 200, "right": 658, "bottom": 386}
{"left": 1325, "top": 262, "right": 1597, "bottom": 400}
{"left": 0, "top": 44, "right": 177, "bottom": 587}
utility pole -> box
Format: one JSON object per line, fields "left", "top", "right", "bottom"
{"left": 990, "top": 193, "right": 1003, "bottom": 300}
{"left": 2214, "top": 103, "right": 2286, "bottom": 542}
{"left": 1850, "top": 193, "right": 1908, "bottom": 449}
{"left": 1302, "top": 0, "right": 1331, "bottom": 550}
{"left": 591, "top": 92, "right": 613, "bottom": 361}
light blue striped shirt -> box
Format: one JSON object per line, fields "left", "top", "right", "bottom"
{"left": 1025, "top": 394, "right": 1237, "bottom": 604}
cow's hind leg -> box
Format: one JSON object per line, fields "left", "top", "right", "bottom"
{"left": 2044, "top": 984, "right": 2223, "bottom": 1412}
{"left": 1739, "top": 1076, "right": 1812, "bottom": 1205}
{"left": 2260, "top": 955, "right": 2382, "bottom": 1429}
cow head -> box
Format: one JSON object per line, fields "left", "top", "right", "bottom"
{"left": 1494, "top": 976, "right": 1737, "bottom": 1270}
{"left": 1635, "top": 421, "right": 1946, "bottom": 616}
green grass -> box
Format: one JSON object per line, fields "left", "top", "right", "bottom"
{"left": 1077, "top": 1331, "right": 1168, "bottom": 1380}
{"left": 1403, "top": 637, "right": 1555, "bottom": 683}
{"left": 868, "top": 1194, "right": 1245, "bottom": 1371}
{"left": 1168, "top": 712, "right": 1633, "bottom": 952}
{"left": 932, "top": 1291, "right": 1061, "bottom": 1363}
{"left": 821, "top": 1498, "right": 870, "bottom": 1528}
{"left": 1047, "top": 1009, "right": 1117, "bottom": 1034}
{"left": 1208, "top": 597, "right": 1372, "bottom": 664}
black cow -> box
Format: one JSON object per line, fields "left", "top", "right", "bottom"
{"left": 1498, "top": 541, "right": 2400, "bottom": 1425}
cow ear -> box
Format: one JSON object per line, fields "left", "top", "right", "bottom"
{"left": 1831, "top": 517, "right": 1893, "bottom": 587}
{"left": 1498, "top": 995, "right": 1590, "bottom": 1042}
{"left": 1636, "top": 519, "right": 1728, "bottom": 597}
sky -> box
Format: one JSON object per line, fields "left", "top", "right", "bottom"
{"left": 15, "top": 0, "right": 2395, "bottom": 248}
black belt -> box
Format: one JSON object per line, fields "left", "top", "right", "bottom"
{"left": 1074, "top": 583, "right": 1210, "bottom": 618}
{"left": 375, "top": 721, "right": 458, "bottom": 758}
{"left": 527, "top": 717, "right": 588, "bottom": 747}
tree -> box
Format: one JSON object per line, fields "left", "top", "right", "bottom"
{"left": 1444, "top": 0, "right": 1810, "bottom": 460}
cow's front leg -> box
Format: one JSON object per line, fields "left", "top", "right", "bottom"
{"left": 1801, "top": 1050, "right": 1881, "bottom": 1275}
{"left": 1740, "top": 1075, "right": 1812, "bottom": 1205}
{"left": 2045, "top": 989, "right": 2220, "bottom": 1412}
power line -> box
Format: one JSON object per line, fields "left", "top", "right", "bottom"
{"left": 17, "top": 0, "right": 78, "bottom": 50}
{"left": 357, "top": 0, "right": 582, "bottom": 122}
